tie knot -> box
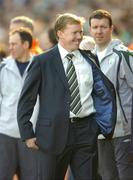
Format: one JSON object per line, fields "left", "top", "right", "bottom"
{"left": 66, "top": 53, "right": 74, "bottom": 61}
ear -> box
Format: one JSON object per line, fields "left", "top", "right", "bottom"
{"left": 111, "top": 25, "right": 114, "bottom": 33}
{"left": 23, "top": 41, "right": 30, "bottom": 49}
{"left": 57, "top": 30, "right": 64, "bottom": 39}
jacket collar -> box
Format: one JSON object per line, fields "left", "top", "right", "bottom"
{"left": 93, "top": 39, "right": 123, "bottom": 56}
{"left": 3, "top": 56, "right": 33, "bottom": 77}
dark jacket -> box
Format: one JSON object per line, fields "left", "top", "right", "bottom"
{"left": 17, "top": 45, "right": 116, "bottom": 154}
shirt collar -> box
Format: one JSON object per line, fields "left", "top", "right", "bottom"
{"left": 58, "top": 43, "right": 68, "bottom": 60}
{"left": 58, "top": 43, "right": 81, "bottom": 61}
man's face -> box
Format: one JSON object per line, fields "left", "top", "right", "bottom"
{"left": 89, "top": 18, "right": 113, "bottom": 47}
{"left": 57, "top": 23, "right": 83, "bottom": 52}
{"left": 9, "top": 33, "right": 26, "bottom": 60}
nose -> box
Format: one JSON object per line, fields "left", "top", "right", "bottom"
{"left": 97, "top": 27, "right": 102, "bottom": 33}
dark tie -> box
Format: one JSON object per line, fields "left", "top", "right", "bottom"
{"left": 66, "top": 54, "right": 82, "bottom": 115}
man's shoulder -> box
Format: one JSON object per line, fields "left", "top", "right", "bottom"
{"left": 113, "top": 44, "right": 133, "bottom": 73}
{"left": 114, "top": 43, "right": 128, "bottom": 52}
{"left": 113, "top": 43, "right": 133, "bottom": 58}
{"left": 80, "top": 49, "right": 96, "bottom": 59}
{"left": 35, "top": 46, "right": 58, "bottom": 60}
{"left": 0, "top": 56, "right": 10, "bottom": 67}
{"left": 31, "top": 47, "right": 58, "bottom": 69}
{"left": 80, "top": 49, "right": 100, "bottom": 67}
{"left": 1, "top": 56, "right": 15, "bottom": 66}
{"left": 0, "top": 61, "right": 6, "bottom": 73}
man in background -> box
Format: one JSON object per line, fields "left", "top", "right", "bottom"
{"left": 9, "top": 15, "right": 42, "bottom": 180}
{"left": 0, "top": 28, "right": 38, "bottom": 179}
{"left": 87, "top": 9, "right": 133, "bottom": 180}
{"left": 10, "top": 15, "right": 43, "bottom": 55}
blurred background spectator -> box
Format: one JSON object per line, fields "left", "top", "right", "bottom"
{"left": 38, "top": 27, "right": 58, "bottom": 51}
{"left": 0, "top": 0, "right": 132, "bottom": 55}
{"left": 0, "top": 1, "right": 131, "bottom": 180}
{"left": 0, "top": 42, "right": 7, "bottom": 61}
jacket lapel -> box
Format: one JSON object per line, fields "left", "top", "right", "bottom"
{"left": 51, "top": 46, "right": 69, "bottom": 90}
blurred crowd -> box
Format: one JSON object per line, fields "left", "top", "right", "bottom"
{"left": 0, "top": 0, "right": 133, "bottom": 57}
{"left": 0, "top": 1, "right": 132, "bottom": 179}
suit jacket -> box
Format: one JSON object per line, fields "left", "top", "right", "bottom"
{"left": 17, "top": 45, "right": 117, "bottom": 154}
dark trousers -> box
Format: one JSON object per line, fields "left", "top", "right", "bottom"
{"left": 0, "top": 133, "right": 38, "bottom": 180}
{"left": 98, "top": 135, "right": 133, "bottom": 180}
{"left": 38, "top": 114, "right": 100, "bottom": 180}
{"left": 66, "top": 166, "right": 102, "bottom": 180}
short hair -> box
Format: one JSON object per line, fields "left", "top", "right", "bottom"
{"left": 10, "top": 16, "right": 34, "bottom": 32}
{"left": 54, "top": 13, "right": 85, "bottom": 39}
{"left": 9, "top": 27, "right": 33, "bottom": 49}
{"left": 89, "top": 9, "right": 113, "bottom": 27}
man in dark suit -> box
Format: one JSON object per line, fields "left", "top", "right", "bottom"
{"left": 17, "top": 13, "right": 116, "bottom": 179}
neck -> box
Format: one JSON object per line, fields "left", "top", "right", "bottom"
{"left": 16, "top": 52, "right": 32, "bottom": 63}
{"left": 97, "top": 40, "right": 111, "bottom": 52}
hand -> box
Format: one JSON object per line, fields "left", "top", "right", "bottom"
{"left": 25, "top": 137, "right": 39, "bottom": 150}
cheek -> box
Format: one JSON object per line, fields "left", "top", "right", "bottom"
{"left": 90, "top": 30, "right": 94, "bottom": 36}
{"left": 14, "top": 45, "right": 20, "bottom": 51}
{"left": 103, "top": 31, "right": 111, "bottom": 39}
{"left": 15, "top": 47, "right": 21, "bottom": 54}
{"left": 15, "top": 47, "right": 24, "bottom": 56}
{"left": 63, "top": 36, "right": 72, "bottom": 43}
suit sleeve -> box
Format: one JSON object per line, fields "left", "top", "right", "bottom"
{"left": 17, "top": 57, "right": 41, "bottom": 140}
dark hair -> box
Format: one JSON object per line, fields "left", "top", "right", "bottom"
{"left": 9, "top": 27, "right": 33, "bottom": 49}
{"left": 89, "top": 9, "right": 113, "bottom": 27}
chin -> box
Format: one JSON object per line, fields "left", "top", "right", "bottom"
{"left": 74, "top": 44, "right": 80, "bottom": 49}
{"left": 71, "top": 48, "right": 78, "bottom": 51}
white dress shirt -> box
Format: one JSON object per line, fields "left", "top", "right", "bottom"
{"left": 58, "top": 43, "right": 96, "bottom": 118}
